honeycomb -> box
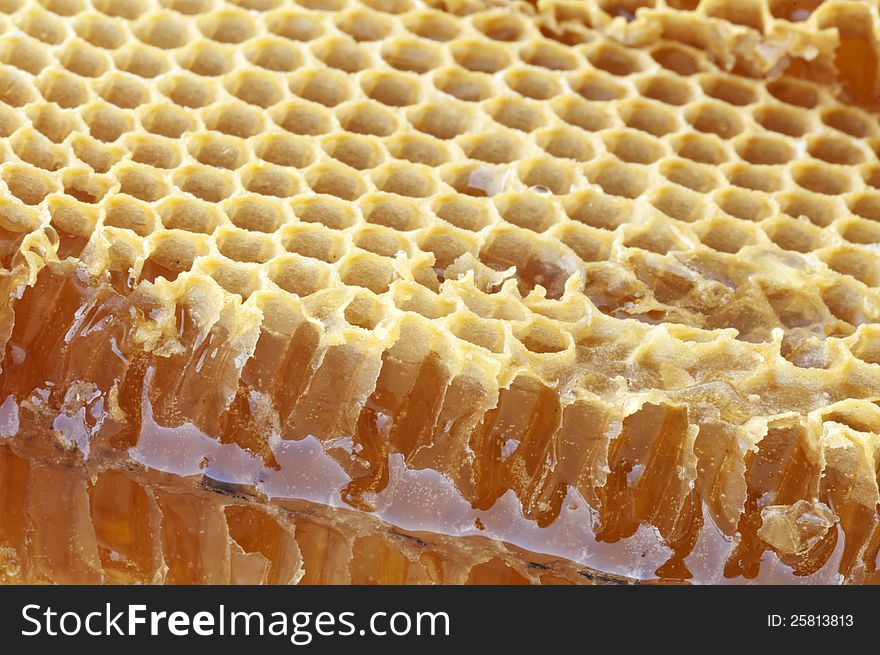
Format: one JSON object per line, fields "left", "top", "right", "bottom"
{"left": 1, "top": 0, "right": 880, "bottom": 584}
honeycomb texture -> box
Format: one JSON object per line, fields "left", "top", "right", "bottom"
{"left": 2, "top": 0, "right": 880, "bottom": 584}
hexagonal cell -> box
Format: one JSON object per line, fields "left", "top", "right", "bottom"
{"left": 585, "top": 160, "right": 648, "bottom": 199}
{"left": 92, "top": 0, "right": 142, "bottom": 19}
{"left": 313, "top": 36, "right": 373, "bottom": 72}
{"left": 244, "top": 37, "right": 302, "bottom": 72}
{"left": 157, "top": 73, "right": 217, "bottom": 108}
{"left": 403, "top": 9, "right": 461, "bottom": 41}
{"left": 128, "top": 135, "right": 183, "bottom": 169}
{"left": 372, "top": 162, "right": 437, "bottom": 198}
{"left": 337, "top": 101, "right": 397, "bottom": 137}
{"left": 270, "top": 100, "right": 332, "bottom": 136}
{"left": 321, "top": 133, "right": 383, "bottom": 170}
{"left": 495, "top": 192, "right": 559, "bottom": 233}
{"left": 518, "top": 158, "right": 574, "bottom": 195}
{"left": 158, "top": 198, "right": 220, "bottom": 234}
{"left": 619, "top": 98, "right": 680, "bottom": 136}
{"left": 431, "top": 194, "right": 491, "bottom": 232}
{"left": 386, "top": 132, "right": 450, "bottom": 167}
{"left": 0, "top": 35, "right": 51, "bottom": 75}
{"left": 293, "top": 195, "right": 358, "bottom": 229}
{"left": 114, "top": 44, "right": 170, "bottom": 78}
{"left": 753, "top": 104, "right": 811, "bottom": 137}
{"left": 203, "top": 102, "right": 264, "bottom": 138}
{"left": 716, "top": 188, "right": 773, "bottom": 222}
{"left": 186, "top": 133, "right": 246, "bottom": 170}
{"left": 433, "top": 67, "right": 494, "bottom": 102}
{"left": 266, "top": 10, "right": 324, "bottom": 41}
{"left": 11, "top": 129, "right": 68, "bottom": 171}
{"left": 224, "top": 69, "right": 285, "bottom": 108}
{"left": 649, "top": 186, "right": 706, "bottom": 223}
{"left": 344, "top": 294, "right": 387, "bottom": 331}
{"left": 239, "top": 163, "right": 299, "bottom": 198}
{"left": 520, "top": 39, "right": 578, "bottom": 70}
{"left": 792, "top": 162, "right": 853, "bottom": 195}
{"left": 551, "top": 95, "right": 611, "bottom": 133}
{"left": 651, "top": 44, "right": 704, "bottom": 76}
{"left": 204, "top": 260, "right": 261, "bottom": 300}
{"left": 0, "top": 105, "right": 20, "bottom": 137}
{"left": 217, "top": 226, "right": 277, "bottom": 264}
{"left": 570, "top": 70, "right": 627, "bottom": 102}
{"left": 225, "top": 197, "right": 285, "bottom": 233}
{"left": 659, "top": 158, "right": 721, "bottom": 193}
{"left": 381, "top": 37, "right": 441, "bottom": 73}
{"left": 281, "top": 222, "right": 346, "bottom": 264}
{"left": 450, "top": 315, "right": 506, "bottom": 353}
{"left": 96, "top": 73, "right": 150, "bottom": 109}
{"left": 304, "top": 163, "right": 367, "bottom": 201}
{"left": 838, "top": 217, "right": 880, "bottom": 246}
{"left": 636, "top": 73, "right": 693, "bottom": 105}
{"left": 287, "top": 69, "right": 351, "bottom": 108}
{"left": 0, "top": 67, "right": 34, "bottom": 107}
{"left": 700, "top": 74, "right": 759, "bottom": 106}
{"left": 73, "top": 13, "right": 126, "bottom": 49}
{"left": 603, "top": 129, "right": 665, "bottom": 164}
{"left": 176, "top": 41, "right": 233, "bottom": 76}
{"left": 140, "top": 232, "right": 208, "bottom": 284}
{"left": 766, "top": 77, "right": 820, "bottom": 109}
{"left": 821, "top": 247, "right": 880, "bottom": 287}
{"left": 417, "top": 224, "right": 478, "bottom": 268}
{"left": 269, "top": 255, "right": 331, "bottom": 297}
{"left": 339, "top": 252, "right": 395, "bottom": 294}
{"left": 18, "top": 8, "right": 67, "bottom": 45}
{"left": 353, "top": 224, "right": 410, "bottom": 258}
{"left": 442, "top": 163, "right": 511, "bottom": 198}
{"left": 624, "top": 220, "right": 689, "bottom": 255}
{"left": 335, "top": 8, "right": 393, "bottom": 42}
{"left": 587, "top": 41, "right": 644, "bottom": 76}
{"left": 70, "top": 134, "right": 123, "bottom": 172}
{"left": 778, "top": 189, "right": 840, "bottom": 227}
{"left": 763, "top": 216, "right": 823, "bottom": 253}
{"left": 196, "top": 9, "right": 256, "bottom": 44}
{"left": 253, "top": 133, "right": 314, "bottom": 169}
{"left": 685, "top": 101, "right": 744, "bottom": 139}
{"left": 848, "top": 192, "right": 880, "bottom": 222}
{"left": 35, "top": 70, "right": 89, "bottom": 108}
{"left": 504, "top": 67, "right": 562, "bottom": 100}
{"left": 460, "top": 131, "right": 521, "bottom": 165}
{"left": 806, "top": 134, "right": 866, "bottom": 166}
{"left": 116, "top": 164, "right": 168, "bottom": 202}
{"left": 361, "top": 70, "right": 420, "bottom": 107}
{"left": 103, "top": 196, "right": 158, "bottom": 236}
{"left": 556, "top": 221, "right": 611, "bottom": 263}
{"left": 724, "top": 164, "right": 783, "bottom": 193}
{"left": 132, "top": 12, "right": 190, "bottom": 49}
{"left": 2, "top": 165, "right": 57, "bottom": 205}
{"left": 140, "top": 103, "right": 197, "bottom": 138}
{"left": 361, "top": 194, "right": 423, "bottom": 230}
{"left": 564, "top": 189, "right": 632, "bottom": 230}
{"left": 48, "top": 198, "right": 97, "bottom": 259}
{"left": 734, "top": 133, "right": 795, "bottom": 165}
{"left": 821, "top": 106, "right": 873, "bottom": 138}
{"left": 484, "top": 96, "right": 546, "bottom": 133}
{"left": 536, "top": 126, "right": 594, "bottom": 162}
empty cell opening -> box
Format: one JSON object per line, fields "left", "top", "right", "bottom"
{"left": 685, "top": 102, "right": 744, "bottom": 138}
{"left": 48, "top": 201, "right": 95, "bottom": 259}
{"left": 114, "top": 45, "right": 168, "bottom": 78}
{"left": 36, "top": 71, "right": 89, "bottom": 108}
{"left": 178, "top": 43, "right": 232, "bottom": 76}
{"left": 27, "top": 104, "right": 76, "bottom": 143}
{"left": 558, "top": 223, "right": 609, "bottom": 263}
{"left": 362, "top": 71, "right": 420, "bottom": 107}
{"left": 537, "top": 127, "right": 594, "bottom": 162}
{"left": 161, "top": 0, "right": 215, "bottom": 12}
{"left": 3, "top": 168, "right": 54, "bottom": 205}
{"left": 104, "top": 198, "right": 156, "bottom": 236}
{"left": 522, "top": 40, "right": 579, "bottom": 71}
{"left": 158, "top": 74, "right": 215, "bottom": 108}
{"left": 140, "top": 235, "right": 205, "bottom": 283}
{"left": 71, "top": 136, "right": 120, "bottom": 172}
{"left": 564, "top": 190, "right": 631, "bottom": 230}
{"left": 241, "top": 166, "right": 297, "bottom": 198}
{"left": 188, "top": 134, "right": 247, "bottom": 170}
{"left": 764, "top": 217, "right": 821, "bottom": 253}
{"left": 766, "top": 77, "right": 819, "bottom": 109}
{"left": 344, "top": 295, "right": 385, "bottom": 331}
{"left": 701, "top": 74, "right": 758, "bottom": 106}
{"left": 410, "top": 102, "right": 470, "bottom": 139}
{"left": 481, "top": 230, "right": 572, "bottom": 299}
{"left": 354, "top": 225, "right": 409, "bottom": 258}
{"left": 133, "top": 14, "right": 189, "bottom": 49}
{"left": 204, "top": 103, "right": 263, "bottom": 138}
{"left": 118, "top": 167, "right": 168, "bottom": 202}
{"left": 63, "top": 173, "right": 111, "bottom": 204}
{"left": 651, "top": 44, "right": 703, "bottom": 76}
{"left": 432, "top": 195, "right": 489, "bottom": 231}
{"left": 337, "top": 102, "right": 396, "bottom": 137}
{"left": 159, "top": 200, "right": 217, "bottom": 233}
{"left": 571, "top": 71, "right": 627, "bottom": 101}
{"left": 313, "top": 36, "right": 371, "bottom": 73}
{"left": 717, "top": 188, "right": 772, "bottom": 221}
{"left": 824, "top": 248, "right": 880, "bottom": 287}
{"left": 11, "top": 130, "right": 68, "bottom": 171}
{"left": 217, "top": 229, "right": 275, "bottom": 264}
{"left": 386, "top": 133, "right": 449, "bottom": 166}
{"left": 451, "top": 316, "right": 505, "bottom": 353}
{"left": 659, "top": 159, "right": 720, "bottom": 193}
{"left": 363, "top": 196, "right": 422, "bottom": 230}
{"left": 793, "top": 163, "right": 852, "bottom": 195}
{"left": 496, "top": 193, "right": 557, "bottom": 232}
{"left": 74, "top": 14, "right": 125, "bottom": 49}
{"left": 604, "top": 130, "right": 664, "bottom": 164}
{"left": 296, "top": 181, "right": 362, "bottom": 220}
{"left": 754, "top": 104, "right": 810, "bottom": 137}
{"left": 373, "top": 164, "right": 436, "bottom": 197}
{"left": 671, "top": 132, "right": 727, "bottom": 164}
{"left": 433, "top": 67, "right": 493, "bottom": 102}
{"left": 197, "top": 11, "right": 255, "bottom": 44}
{"left": 840, "top": 218, "right": 880, "bottom": 245}
{"left": 339, "top": 255, "right": 394, "bottom": 294}
{"left": 97, "top": 74, "right": 149, "bottom": 109}
{"left": 141, "top": 104, "right": 196, "bottom": 138}
{"left": 0, "top": 68, "right": 33, "bottom": 106}
{"left": 83, "top": 104, "right": 133, "bottom": 142}
{"left": 226, "top": 72, "right": 283, "bottom": 108}
{"left": 779, "top": 190, "right": 838, "bottom": 227}
{"left": 591, "top": 43, "right": 645, "bottom": 76}
{"left": 553, "top": 96, "right": 610, "bottom": 132}
{"left": 735, "top": 134, "right": 794, "bottom": 165}
{"left": 821, "top": 107, "right": 872, "bottom": 138}
{"left": 0, "top": 36, "right": 50, "bottom": 74}
{"left": 272, "top": 101, "right": 332, "bottom": 136}
{"left": 269, "top": 256, "right": 329, "bottom": 296}
{"left": 381, "top": 38, "right": 440, "bottom": 73}
{"left": 130, "top": 137, "right": 181, "bottom": 169}
{"left": 0, "top": 105, "right": 19, "bottom": 137}
{"left": 849, "top": 194, "right": 880, "bottom": 222}
{"left": 462, "top": 132, "right": 521, "bottom": 164}
{"left": 808, "top": 135, "right": 865, "bottom": 165}
{"left": 322, "top": 133, "right": 382, "bottom": 170}
{"left": 39, "top": 0, "right": 83, "bottom": 17}
{"left": 361, "top": 0, "right": 412, "bottom": 14}
{"left": 267, "top": 11, "right": 324, "bottom": 41}
{"left": 208, "top": 262, "right": 260, "bottom": 300}
{"left": 863, "top": 166, "right": 880, "bottom": 190}
{"left": 822, "top": 280, "right": 868, "bottom": 327}
{"left": 651, "top": 187, "right": 705, "bottom": 222}
{"left": 620, "top": 100, "right": 679, "bottom": 136}
{"left": 726, "top": 164, "right": 782, "bottom": 192}
{"left": 226, "top": 198, "right": 283, "bottom": 233}
{"left": 245, "top": 38, "right": 302, "bottom": 72}
{"left": 443, "top": 164, "right": 510, "bottom": 198}
{"left": 19, "top": 10, "right": 67, "bottom": 45}
{"left": 472, "top": 11, "right": 525, "bottom": 41}
{"left": 485, "top": 97, "right": 545, "bottom": 132}
{"left": 404, "top": 10, "right": 461, "bottom": 41}
{"left": 336, "top": 9, "right": 393, "bottom": 42}
{"left": 452, "top": 39, "right": 511, "bottom": 74}
{"left": 637, "top": 74, "right": 692, "bottom": 105}
{"left": 519, "top": 159, "right": 573, "bottom": 195}
{"left": 505, "top": 68, "right": 561, "bottom": 100}
{"left": 289, "top": 70, "right": 350, "bottom": 107}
